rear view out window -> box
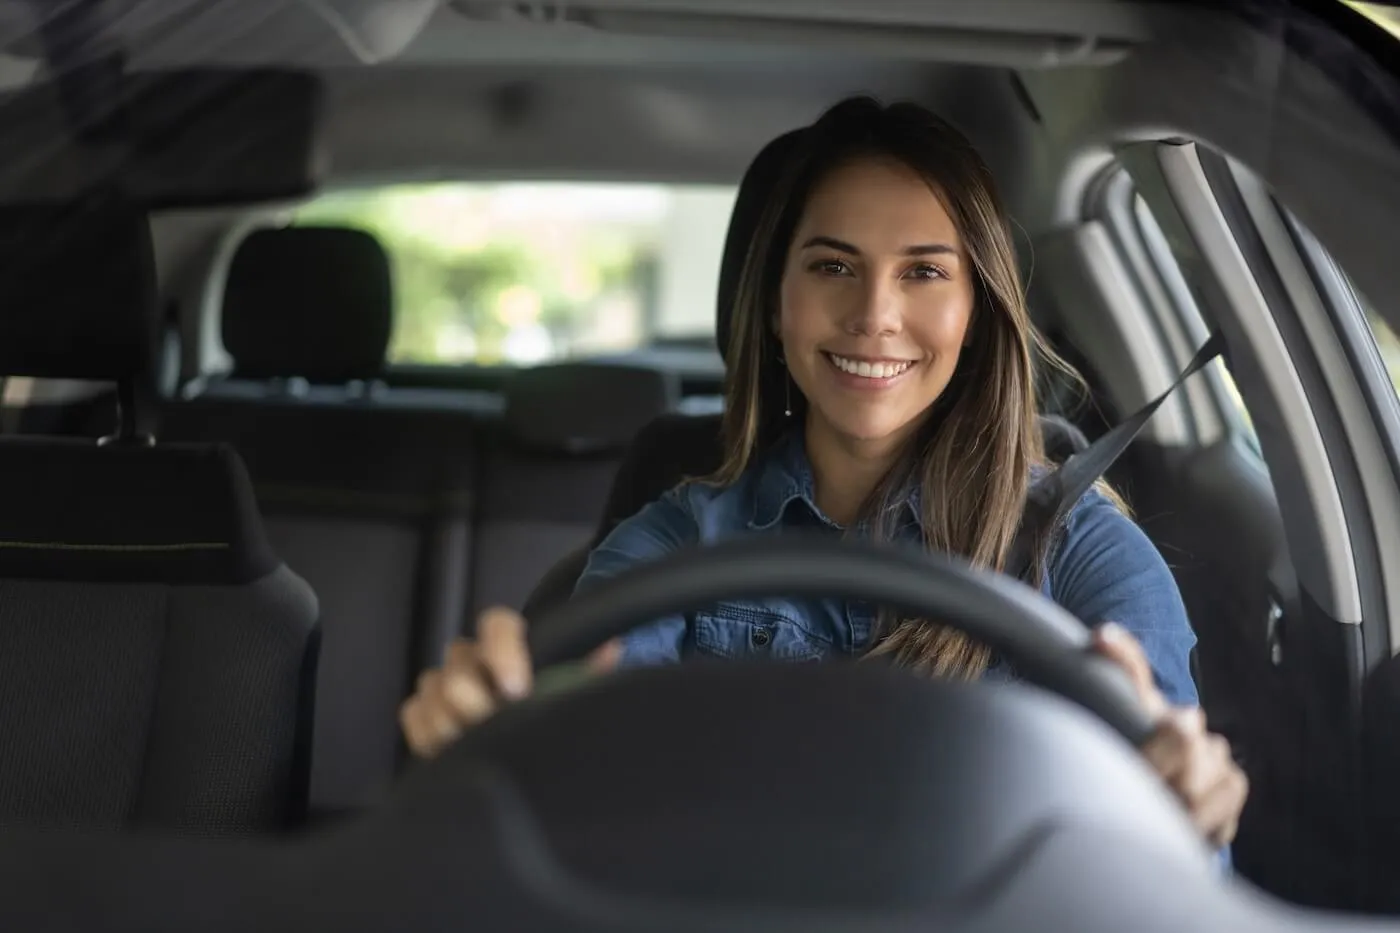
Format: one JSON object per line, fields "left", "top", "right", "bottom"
{"left": 294, "top": 182, "right": 737, "bottom": 366}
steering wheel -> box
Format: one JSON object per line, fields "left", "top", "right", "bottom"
{"left": 526, "top": 535, "right": 1156, "bottom": 746}
{"left": 0, "top": 536, "right": 1211, "bottom": 933}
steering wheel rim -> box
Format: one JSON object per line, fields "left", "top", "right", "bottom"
{"left": 527, "top": 535, "right": 1156, "bottom": 746}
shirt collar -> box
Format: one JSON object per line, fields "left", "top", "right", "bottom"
{"left": 747, "top": 428, "right": 922, "bottom": 533}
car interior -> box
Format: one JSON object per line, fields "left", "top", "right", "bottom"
{"left": 1, "top": 0, "right": 1400, "bottom": 930}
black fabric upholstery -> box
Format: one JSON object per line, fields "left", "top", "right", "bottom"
{"left": 0, "top": 570, "right": 318, "bottom": 835}
{"left": 505, "top": 363, "right": 680, "bottom": 454}
{"left": 597, "top": 413, "right": 725, "bottom": 542}
{"left": 0, "top": 437, "right": 319, "bottom": 835}
{"left": 0, "top": 203, "right": 157, "bottom": 379}
{"left": 0, "top": 202, "right": 319, "bottom": 836}
{"left": 162, "top": 403, "right": 477, "bottom": 521}
{"left": 471, "top": 428, "right": 628, "bottom": 620}
{"left": 0, "top": 437, "right": 276, "bottom": 583}
{"left": 160, "top": 398, "right": 480, "bottom": 812}
{"left": 1039, "top": 413, "right": 1091, "bottom": 465}
{"left": 478, "top": 364, "right": 683, "bottom": 618}
{"left": 222, "top": 226, "right": 392, "bottom": 383}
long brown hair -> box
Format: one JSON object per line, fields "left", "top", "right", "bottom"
{"left": 713, "top": 96, "right": 1086, "bottom": 679}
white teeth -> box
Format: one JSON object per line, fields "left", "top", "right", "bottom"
{"left": 828, "top": 354, "right": 912, "bottom": 379}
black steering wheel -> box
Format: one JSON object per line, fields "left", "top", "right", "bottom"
{"left": 526, "top": 534, "right": 1156, "bottom": 746}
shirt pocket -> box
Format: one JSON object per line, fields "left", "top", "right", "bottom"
{"left": 691, "top": 603, "right": 830, "bottom": 662}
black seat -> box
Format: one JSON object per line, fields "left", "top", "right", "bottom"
{"left": 161, "top": 224, "right": 480, "bottom": 816}
{"left": 471, "top": 362, "right": 678, "bottom": 622}
{"left": 0, "top": 203, "right": 319, "bottom": 834}
{"left": 220, "top": 225, "right": 393, "bottom": 391}
{"left": 523, "top": 129, "right": 1089, "bottom": 618}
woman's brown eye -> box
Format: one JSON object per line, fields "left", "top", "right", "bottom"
{"left": 813, "top": 259, "right": 848, "bottom": 276}
{"left": 909, "top": 264, "right": 945, "bottom": 280}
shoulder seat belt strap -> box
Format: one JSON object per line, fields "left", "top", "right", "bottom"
{"left": 1008, "top": 331, "right": 1227, "bottom": 582}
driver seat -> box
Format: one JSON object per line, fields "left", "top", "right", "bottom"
{"left": 521, "top": 128, "right": 1091, "bottom": 621}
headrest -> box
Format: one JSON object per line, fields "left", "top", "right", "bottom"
{"left": 505, "top": 363, "right": 680, "bottom": 454}
{"left": 0, "top": 437, "right": 277, "bottom": 585}
{"left": 716, "top": 129, "right": 806, "bottom": 364}
{"left": 222, "top": 226, "right": 392, "bottom": 383}
{"left": 0, "top": 203, "right": 158, "bottom": 380}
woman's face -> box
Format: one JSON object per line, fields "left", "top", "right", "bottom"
{"left": 777, "top": 156, "right": 976, "bottom": 453}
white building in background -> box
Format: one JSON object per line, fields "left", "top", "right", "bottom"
{"left": 655, "top": 187, "right": 738, "bottom": 341}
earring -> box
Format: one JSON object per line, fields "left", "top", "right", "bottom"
{"left": 777, "top": 350, "right": 793, "bottom": 418}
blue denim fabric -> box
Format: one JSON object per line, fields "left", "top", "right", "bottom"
{"left": 576, "top": 428, "right": 1199, "bottom": 705}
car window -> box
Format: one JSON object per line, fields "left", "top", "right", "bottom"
{"left": 294, "top": 182, "right": 737, "bottom": 366}
{"left": 1358, "top": 293, "right": 1400, "bottom": 388}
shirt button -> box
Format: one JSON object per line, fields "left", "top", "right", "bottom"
{"left": 751, "top": 627, "right": 772, "bottom": 648}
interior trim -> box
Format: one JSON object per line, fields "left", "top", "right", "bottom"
{"left": 1233, "top": 164, "right": 1400, "bottom": 658}
{"left": 1089, "top": 167, "right": 1225, "bottom": 445}
{"left": 1045, "top": 221, "right": 1189, "bottom": 443}
{"left": 1154, "top": 141, "right": 1361, "bottom": 624}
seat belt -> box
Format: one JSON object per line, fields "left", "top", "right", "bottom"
{"left": 1007, "top": 330, "right": 1227, "bottom": 582}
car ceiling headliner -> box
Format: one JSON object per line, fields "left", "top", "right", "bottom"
{"left": 0, "top": 0, "right": 1396, "bottom": 344}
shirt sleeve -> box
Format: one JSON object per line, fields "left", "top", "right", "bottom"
{"left": 572, "top": 484, "right": 699, "bottom": 667}
{"left": 1048, "top": 488, "right": 1200, "bottom": 707}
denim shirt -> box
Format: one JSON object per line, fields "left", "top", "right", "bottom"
{"left": 575, "top": 428, "right": 1199, "bottom": 707}
{"left": 572, "top": 427, "right": 1226, "bottom": 870}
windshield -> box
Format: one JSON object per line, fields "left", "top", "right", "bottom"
{"left": 1344, "top": 1, "right": 1400, "bottom": 35}
{"left": 3, "top": 1, "right": 1400, "bottom": 929}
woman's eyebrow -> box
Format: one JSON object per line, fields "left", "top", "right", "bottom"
{"left": 800, "top": 235, "right": 861, "bottom": 254}
{"left": 902, "top": 243, "right": 959, "bottom": 257}
{"left": 800, "top": 235, "right": 959, "bottom": 257}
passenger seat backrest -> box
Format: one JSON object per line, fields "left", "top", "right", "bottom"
{"left": 0, "top": 204, "right": 319, "bottom": 834}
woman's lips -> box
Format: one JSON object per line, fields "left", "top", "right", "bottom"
{"left": 821, "top": 351, "right": 918, "bottom": 388}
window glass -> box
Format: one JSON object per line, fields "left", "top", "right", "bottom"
{"left": 293, "top": 182, "right": 737, "bottom": 366}
{"left": 1277, "top": 207, "right": 1398, "bottom": 412}
{"left": 1359, "top": 293, "right": 1400, "bottom": 389}
{"left": 1343, "top": 1, "right": 1400, "bottom": 38}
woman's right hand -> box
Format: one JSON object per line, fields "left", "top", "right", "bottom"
{"left": 399, "top": 606, "right": 621, "bottom": 759}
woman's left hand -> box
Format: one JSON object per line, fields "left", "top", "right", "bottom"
{"left": 1091, "top": 622, "right": 1249, "bottom": 848}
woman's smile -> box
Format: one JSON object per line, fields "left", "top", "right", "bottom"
{"left": 820, "top": 350, "right": 921, "bottom": 390}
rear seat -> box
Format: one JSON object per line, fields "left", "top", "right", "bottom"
{"left": 470, "top": 362, "right": 678, "bottom": 621}
{"left": 161, "top": 226, "right": 481, "bottom": 815}
{"left": 168, "top": 223, "right": 687, "bottom": 810}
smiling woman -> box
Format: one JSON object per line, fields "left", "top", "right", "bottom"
{"left": 403, "top": 95, "right": 1248, "bottom": 862}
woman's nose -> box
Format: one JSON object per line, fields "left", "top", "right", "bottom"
{"left": 845, "top": 276, "right": 903, "bottom": 336}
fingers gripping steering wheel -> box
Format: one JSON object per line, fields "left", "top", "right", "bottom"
{"left": 525, "top": 536, "right": 1155, "bottom": 746}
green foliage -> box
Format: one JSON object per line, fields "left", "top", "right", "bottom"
{"left": 294, "top": 184, "right": 648, "bottom": 364}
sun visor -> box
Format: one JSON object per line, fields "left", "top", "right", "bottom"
{"left": 0, "top": 68, "right": 325, "bottom": 207}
